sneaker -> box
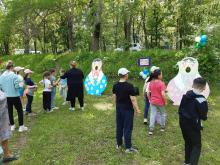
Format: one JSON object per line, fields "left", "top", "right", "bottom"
{"left": 125, "top": 147, "right": 139, "bottom": 153}
{"left": 69, "top": 107, "right": 75, "bottom": 111}
{"left": 183, "top": 163, "right": 190, "bottom": 165}
{"left": 2, "top": 155, "right": 17, "bottom": 163}
{"left": 52, "top": 107, "right": 59, "bottom": 110}
{"left": 11, "top": 125, "right": 16, "bottom": 131}
{"left": 148, "top": 129, "right": 154, "bottom": 135}
{"left": 160, "top": 127, "right": 165, "bottom": 132}
{"left": 62, "top": 102, "right": 66, "bottom": 106}
{"left": 80, "top": 107, "right": 84, "bottom": 111}
{"left": 116, "top": 145, "right": 122, "bottom": 150}
{"left": 144, "top": 118, "right": 148, "bottom": 125}
{"left": 18, "top": 125, "right": 28, "bottom": 132}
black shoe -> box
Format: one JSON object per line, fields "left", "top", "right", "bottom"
{"left": 2, "top": 156, "right": 17, "bottom": 163}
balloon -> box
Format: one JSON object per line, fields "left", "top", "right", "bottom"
{"left": 143, "top": 69, "right": 149, "bottom": 75}
{"left": 195, "top": 36, "right": 201, "bottom": 43}
{"left": 200, "top": 35, "right": 207, "bottom": 43}
{"left": 195, "top": 43, "right": 200, "bottom": 48}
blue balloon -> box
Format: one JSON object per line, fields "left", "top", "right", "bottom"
{"left": 200, "top": 35, "right": 207, "bottom": 43}
{"left": 143, "top": 69, "right": 149, "bottom": 75}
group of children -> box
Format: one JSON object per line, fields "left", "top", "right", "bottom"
{"left": 114, "top": 66, "right": 208, "bottom": 165}
{"left": 142, "top": 66, "right": 208, "bottom": 165}
{"left": 15, "top": 67, "right": 67, "bottom": 114}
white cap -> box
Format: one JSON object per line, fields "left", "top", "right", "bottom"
{"left": 150, "top": 66, "right": 160, "bottom": 73}
{"left": 118, "top": 68, "right": 130, "bottom": 76}
{"left": 14, "top": 66, "right": 24, "bottom": 72}
{"left": 24, "top": 69, "right": 33, "bottom": 74}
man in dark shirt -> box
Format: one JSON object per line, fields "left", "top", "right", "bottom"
{"left": 112, "top": 68, "right": 141, "bottom": 153}
{"left": 179, "top": 77, "right": 208, "bottom": 165}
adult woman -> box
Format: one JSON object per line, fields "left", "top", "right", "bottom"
{"left": 0, "top": 79, "right": 17, "bottom": 163}
{"left": 0, "top": 61, "right": 28, "bottom": 132}
{"left": 60, "top": 61, "right": 84, "bottom": 111}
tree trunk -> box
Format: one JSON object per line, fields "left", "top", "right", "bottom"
{"left": 123, "top": 8, "right": 131, "bottom": 51}
{"left": 3, "top": 40, "right": 9, "bottom": 55}
{"left": 24, "top": 16, "right": 30, "bottom": 54}
{"left": 142, "top": 6, "right": 148, "bottom": 49}
{"left": 91, "top": 0, "right": 102, "bottom": 52}
{"left": 67, "top": 12, "right": 74, "bottom": 51}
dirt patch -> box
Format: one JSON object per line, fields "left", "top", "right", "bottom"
{"left": 93, "top": 103, "right": 113, "bottom": 111}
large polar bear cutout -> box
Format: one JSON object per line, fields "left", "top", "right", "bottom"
{"left": 84, "top": 58, "right": 107, "bottom": 96}
{"left": 167, "top": 57, "right": 210, "bottom": 105}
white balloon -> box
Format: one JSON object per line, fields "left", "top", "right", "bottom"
{"left": 195, "top": 36, "right": 201, "bottom": 43}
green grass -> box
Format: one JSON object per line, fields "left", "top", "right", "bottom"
{"left": 5, "top": 80, "right": 220, "bottom": 165}
{"left": 0, "top": 53, "right": 219, "bottom": 164}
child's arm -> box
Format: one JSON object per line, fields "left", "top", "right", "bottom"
{"left": 130, "top": 96, "right": 141, "bottom": 114}
{"left": 196, "top": 97, "right": 208, "bottom": 121}
{"left": 162, "top": 90, "right": 167, "bottom": 105}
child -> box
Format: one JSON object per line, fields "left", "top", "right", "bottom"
{"left": 50, "top": 69, "right": 59, "bottom": 110}
{"left": 14, "top": 66, "right": 25, "bottom": 107}
{"left": 59, "top": 69, "right": 67, "bottom": 105}
{"left": 179, "top": 77, "right": 208, "bottom": 165}
{"left": 24, "top": 69, "right": 37, "bottom": 116}
{"left": 142, "top": 66, "right": 160, "bottom": 125}
{"left": 112, "top": 68, "right": 141, "bottom": 153}
{"left": 148, "top": 69, "right": 166, "bottom": 135}
{"left": 143, "top": 76, "right": 151, "bottom": 124}
{"left": 42, "top": 71, "right": 53, "bottom": 113}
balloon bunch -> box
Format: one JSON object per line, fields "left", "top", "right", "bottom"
{"left": 139, "top": 69, "right": 149, "bottom": 80}
{"left": 195, "top": 35, "right": 207, "bottom": 48}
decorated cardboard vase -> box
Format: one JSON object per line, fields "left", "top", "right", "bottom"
{"left": 167, "top": 57, "right": 210, "bottom": 105}
{"left": 84, "top": 59, "right": 107, "bottom": 96}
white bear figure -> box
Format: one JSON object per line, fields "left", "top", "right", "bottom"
{"left": 84, "top": 59, "right": 107, "bottom": 96}
{"left": 167, "top": 57, "right": 210, "bottom": 105}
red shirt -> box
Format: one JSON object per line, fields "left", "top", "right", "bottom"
{"left": 149, "top": 80, "right": 166, "bottom": 106}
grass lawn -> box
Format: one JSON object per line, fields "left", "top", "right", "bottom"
{"left": 4, "top": 80, "right": 220, "bottom": 165}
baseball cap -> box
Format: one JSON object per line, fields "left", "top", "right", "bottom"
{"left": 14, "top": 66, "right": 24, "bottom": 72}
{"left": 118, "top": 68, "right": 130, "bottom": 76}
{"left": 24, "top": 69, "right": 33, "bottom": 74}
{"left": 150, "top": 66, "right": 160, "bottom": 73}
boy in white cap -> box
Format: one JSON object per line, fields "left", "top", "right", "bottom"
{"left": 112, "top": 68, "right": 141, "bottom": 153}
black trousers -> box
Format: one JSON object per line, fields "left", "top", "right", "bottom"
{"left": 180, "top": 118, "right": 201, "bottom": 165}
{"left": 26, "top": 94, "right": 33, "bottom": 113}
{"left": 116, "top": 104, "right": 134, "bottom": 149}
{"left": 7, "top": 97, "right": 23, "bottom": 126}
{"left": 70, "top": 96, "right": 84, "bottom": 108}
{"left": 43, "top": 92, "right": 51, "bottom": 111}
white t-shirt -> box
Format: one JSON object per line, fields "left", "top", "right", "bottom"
{"left": 18, "top": 75, "right": 24, "bottom": 88}
{"left": 43, "top": 79, "right": 51, "bottom": 92}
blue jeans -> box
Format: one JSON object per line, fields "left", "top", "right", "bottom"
{"left": 149, "top": 104, "right": 166, "bottom": 129}
{"left": 144, "top": 97, "right": 150, "bottom": 119}
{"left": 116, "top": 104, "right": 134, "bottom": 149}
{"left": 51, "top": 88, "right": 56, "bottom": 108}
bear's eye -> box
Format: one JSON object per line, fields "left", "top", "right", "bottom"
{"left": 185, "top": 67, "right": 191, "bottom": 73}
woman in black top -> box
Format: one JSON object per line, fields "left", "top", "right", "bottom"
{"left": 60, "top": 61, "right": 84, "bottom": 111}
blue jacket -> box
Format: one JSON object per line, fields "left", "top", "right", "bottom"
{"left": 0, "top": 71, "right": 20, "bottom": 97}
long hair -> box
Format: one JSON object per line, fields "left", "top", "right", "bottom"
{"left": 24, "top": 73, "right": 29, "bottom": 81}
